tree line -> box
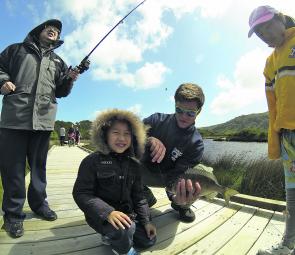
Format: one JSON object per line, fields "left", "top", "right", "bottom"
{"left": 51, "top": 120, "right": 92, "bottom": 140}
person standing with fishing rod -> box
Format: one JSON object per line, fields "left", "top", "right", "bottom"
{"left": 0, "top": 19, "right": 82, "bottom": 238}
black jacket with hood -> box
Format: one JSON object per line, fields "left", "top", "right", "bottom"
{"left": 0, "top": 19, "right": 73, "bottom": 130}
{"left": 73, "top": 109, "right": 150, "bottom": 231}
{"left": 142, "top": 113, "right": 204, "bottom": 183}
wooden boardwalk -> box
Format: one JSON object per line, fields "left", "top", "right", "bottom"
{"left": 0, "top": 146, "right": 286, "bottom": 255}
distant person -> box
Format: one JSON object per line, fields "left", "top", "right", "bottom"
{"left": 0, "top": 19, "right": 82, "bottom": 238}
{"left": 73, "top": 109, "right": 157, "bottom": 255}
{"left": 67, "top": 124, "right": 76, "bottom": 146}
{"left": 75, "top": 127, "right": 81, "bottom": 145}
{"left": 141, "top": 83, "right": 204, "bottom": 223}
{"left": 59, "top": 127, "right": 66, "bottom": 146}
{"left": 248, "top": 6, "right": 295, "bottom": 255}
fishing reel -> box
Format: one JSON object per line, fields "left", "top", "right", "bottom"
{"left": 76, "top": 57, "right": 91, "bottom": 74}
{"left": 67, "top": 57, "right": 90, "bottom": 80}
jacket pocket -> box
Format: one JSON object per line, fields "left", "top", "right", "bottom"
{"left": 96, "top": 169, "right": 117, "bottom": 186}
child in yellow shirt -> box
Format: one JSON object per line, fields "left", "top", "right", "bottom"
{"left": 248, "top": 5, "right": 295, "bottom": 255}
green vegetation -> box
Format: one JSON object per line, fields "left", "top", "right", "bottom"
{"left": 199, "top": 112, "right": 269, "bottom": 142}
{"left": 202, "top": 154, "right": 285, "bottom": 200}
{"left": 52, "top": 120, "right": 92, "bottom": 141}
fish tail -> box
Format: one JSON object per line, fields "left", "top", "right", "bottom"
{"left": 223, "top": 188, "right": 239, "bottom": 206}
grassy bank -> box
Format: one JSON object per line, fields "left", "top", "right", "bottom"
{"left": 202, "top": 154, "right": 285, "bottom": 200}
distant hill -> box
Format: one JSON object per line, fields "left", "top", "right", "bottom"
{"left": 199, "top": 112, "right": 269, "bottom": 139}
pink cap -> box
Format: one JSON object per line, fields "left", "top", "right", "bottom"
{"left": 248, "top": 5, "right": 279, "bottom": 37}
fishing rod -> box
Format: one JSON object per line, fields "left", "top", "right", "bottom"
{"left": 73, "top": 0, "right": 147, "bottom": 74}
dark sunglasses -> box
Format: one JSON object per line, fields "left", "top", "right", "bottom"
{"left": 175, "top": 106, "right": 199, "bottom": 117}
{"left": 45, "top": 25, "right": 60, "bottom": 34}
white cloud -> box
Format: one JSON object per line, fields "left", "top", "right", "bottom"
{"left": 13, "top": 0, "right": 295, "bottom": 92}
{"left": 92, "top": 61, "right": 170, "bottom": 90}
{"left": 127, "top": 104, "right": 142, "bottom": 115}
{"left": 41, "top": 0, "right": 251, "bottom": 90}
{"left": 210, "top": 47, "right": 271, "bottom": 116}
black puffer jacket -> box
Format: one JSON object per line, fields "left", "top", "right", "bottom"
{"left": 0, "top": 19, "right": 73, "bottom": 130}
{"left": 73, "top": 109, "right": 150, "bottom": 230}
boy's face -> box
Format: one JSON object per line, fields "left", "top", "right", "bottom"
{"left": 107, "top": 121, "right": 131, "bottom": 154}
{"left": 254, "top": 18, "right": 286, "bottom": 48}
{"left": 175, "top": 101, "right": 200, "bottom": 129}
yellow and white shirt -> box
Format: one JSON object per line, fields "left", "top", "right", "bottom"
{"left": 263, "top": 27, "right": 295, "bottom": 159}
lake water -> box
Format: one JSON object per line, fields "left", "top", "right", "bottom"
{"left": 203, "top": 139, "right": 268, "bottom": 162}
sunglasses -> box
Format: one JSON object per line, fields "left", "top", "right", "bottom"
{"left": 45, "top": 25, "right": 60, "bottom": 34}
{"left": 175, "top": 106, "right": 199, "bottom": 118}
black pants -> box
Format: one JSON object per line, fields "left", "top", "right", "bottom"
{"left": 86, "top": 217, "right": 156, "bottom": 254}
{"left": 59, "top": 136, "right": 65, "bottom": 146}
{"left": 0, "top": 128, "right": 51, "bottom": 221}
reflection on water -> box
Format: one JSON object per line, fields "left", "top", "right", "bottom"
{"left": 203, "top": 139, "right": 268, "bottom": 161}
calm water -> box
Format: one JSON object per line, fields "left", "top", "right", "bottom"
{"left": 203, "top": 139, "right": 268, "bottom": 161}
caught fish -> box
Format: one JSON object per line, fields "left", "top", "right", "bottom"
{"left": 166, "top": 164, "right": 239, "bottom": 205}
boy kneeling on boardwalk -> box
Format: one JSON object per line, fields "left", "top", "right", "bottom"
{"left": 73, "top": 109, "right": 157, "bottom": 255}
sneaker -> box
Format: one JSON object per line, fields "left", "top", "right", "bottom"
{"left": 171, "top": 203, "right": 195, "bottom": 222}
{"left": 2, "top": 218, "right": 24, "bottom": 238}
{"left": 257, "top": 242, "right": 293, "bottom": 255}
{"left": 101, "top": 235, "right": 111, "bottom": 245}
{"left": 34, "top": 207, "right": 57, "bottom": 221}
{"left": 111, "top": 247, "right": 139, "bottom": 255}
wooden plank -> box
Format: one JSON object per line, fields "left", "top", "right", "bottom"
{"left": 0, "top": 215, "right": 86, "bottom": 234}
{"left": 0, "top": 233, "right": 104, "bottom": 255}
{"left": 179, "top": 205, "right": 258, "bottom": 255}
{"left": 246, "top": 212, "right": 285, "bottom": 255}
{"left": 22, "top": 209, "right": 84, "bottom": 221}
{"left": 231, "top": 194, "right": 286, "bottom": 212}
{"left": 0, "top": 224, "right": 94, "bottom": 244}
{"left": 141, "top": 203, "right": 241, "bottom": 255}
{"left": 214, "top": 208, "right": 274, "bottom": 255}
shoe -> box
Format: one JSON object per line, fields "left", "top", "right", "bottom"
{"left": 171, "top": 203, "right": 195, "bottom": 223}
{"left": 101, "top": 235, "right": 111, "bottom": 245}
{"left": 112, "top": 247, "right": 139, "bottom": 255}
{"left": 34, "top": 207, "right": 57, "bottom": 221}
{"left": 2, "top": 218, "right": 24, "bottom": 238}
{"left": 143, "top": 186, "right": 157, "bottom": 207}
{"left": 257, "top": 242, "right": 293, "bottom": 255}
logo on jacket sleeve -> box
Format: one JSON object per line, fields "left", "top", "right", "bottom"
{"left": 171, "top": 147, "right": 183, "bottom": 161}
{"left": 289, "top": 46, "right": 295, "bottom": 58}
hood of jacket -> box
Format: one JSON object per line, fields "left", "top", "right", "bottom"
{"left": 91, "top": 109, "right": 147, "bottom": 159}
{"left": 24, "top": 19, "right": 64, "bottom": 48}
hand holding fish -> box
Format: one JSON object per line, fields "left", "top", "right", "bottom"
{"left": 148, "top": 137, "right": 166, "bottom": 163}
{"left": 172, "top": 179, "right": 201, "bottom": 205}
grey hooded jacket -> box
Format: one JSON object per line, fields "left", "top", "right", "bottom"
{"left": 0, "top": 19, "right": 73, "bottom": 130}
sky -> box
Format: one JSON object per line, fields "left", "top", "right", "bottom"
{"left": 0, "top": 0, "right": 294, "bottom": 128}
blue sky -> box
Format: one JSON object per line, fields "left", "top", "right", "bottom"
{"left": 1, "top": 0, "right": 294, "bottom": 127}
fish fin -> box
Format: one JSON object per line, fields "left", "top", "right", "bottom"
{"left": 190, "top": 164, "right": 218, "bottom": 183}
{"left": 223, "top": 188, "right": 239, "bottom": 206}
{"left": 205, "top": 192, "right": 218, "bottom": 200}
